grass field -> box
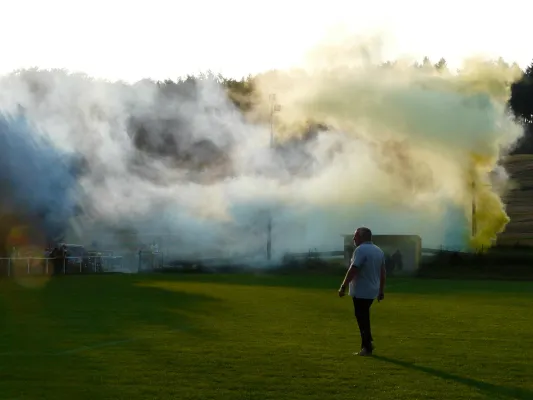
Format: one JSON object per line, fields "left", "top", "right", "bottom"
{"left": 1, "top": 273, "right": 533, "bottom": 400}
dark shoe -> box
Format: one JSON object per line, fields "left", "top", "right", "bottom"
{"left": 357, "top": 347, "right": 373, "bottom": 356}
{"left": 361, "top": 342, "right": 374, "bottom": 351}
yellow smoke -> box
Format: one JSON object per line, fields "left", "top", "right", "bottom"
{"left": 468, "top": 153, "right": 510, "bottom": 251}
{"left": 253, "top": 34, "right": 524, "bottom": 250}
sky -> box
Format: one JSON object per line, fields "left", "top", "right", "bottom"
{"left": 1, "top": 0, "right": 531, "bottom": 82}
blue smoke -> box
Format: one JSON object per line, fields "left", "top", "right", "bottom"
{"left": 0, "top": 111, "right": 81, "bottom": 242}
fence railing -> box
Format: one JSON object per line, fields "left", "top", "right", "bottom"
{"left": 138, "top": 251, "right": 164, "bottom": 271}
{"left": 0, "top": 256, "right": 123, "bottom": 277}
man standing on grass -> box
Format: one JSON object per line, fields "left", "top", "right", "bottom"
{"left": 338, "top": 227, "right": 386, "bottom": 356}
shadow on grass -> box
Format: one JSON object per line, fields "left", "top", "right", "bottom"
{"left": 39, "top": 275, "right": 222, "bottom": 339}
{"left": 0, "top": 274, "right": 222, "bottom": 354}
{"left": 374, "top": 355, "right": 533, "bottom": 400}
{"left": 0, "top": 275, "right": 224, "bottom": 399}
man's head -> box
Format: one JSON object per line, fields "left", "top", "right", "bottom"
{"left": 353, "top": 227, "right": 372, "bottom": 246}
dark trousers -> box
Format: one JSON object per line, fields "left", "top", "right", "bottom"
{"left": 352, "top": 297, "right": 374, "bottom": 351}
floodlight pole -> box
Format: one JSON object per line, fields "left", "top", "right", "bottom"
{"left": 471, "top": 180, "right": 477, "bottom": 238}
{"left": 267, "top": 94, "right": 280, "bottom": 261}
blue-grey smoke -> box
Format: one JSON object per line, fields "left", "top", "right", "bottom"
{"left": 0, "top": 64, "right": 521, "bottom": 261}
{"left": 0, "top": 111, "right": 80, "bottom": 242}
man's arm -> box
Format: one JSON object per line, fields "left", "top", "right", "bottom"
{"left": 341, "top": 265, "right": 359, "bottom": 289}
{"left": 339, "top": 249, "right": 363, "bottom": 296}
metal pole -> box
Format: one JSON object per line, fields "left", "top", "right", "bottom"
{"left": 27, "top": 258, "right": 30, "bottom": 275}
{"left": 267, "top": 218, "right": 272, "bottom": 261}
{"left": 267, "top": 94, "right": 280, "bottom": 262}
{"left": 472, "top": 180, "right": 477, "bottom": 238}
{"left": 269, "top": 95, "right": 275, "bottom": 148}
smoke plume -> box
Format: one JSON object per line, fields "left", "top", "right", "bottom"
{"left": 0, "top": 37, "right": 525, "bottom": 265}
{"left": 253, "top": 36, "right": 524, "bottom": 251}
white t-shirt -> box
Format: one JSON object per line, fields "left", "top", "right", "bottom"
{"left": 348, "top": 242, "right": 385, "bottom": 299}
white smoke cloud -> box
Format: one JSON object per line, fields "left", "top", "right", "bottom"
{"left": 0, "top": 36, "right": 525, "bottom": 267}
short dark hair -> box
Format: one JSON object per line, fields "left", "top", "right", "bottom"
{"left": 357, "top": 227, "right": 372, "bottom": 242}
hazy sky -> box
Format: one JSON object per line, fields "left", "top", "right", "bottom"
{"left": 1, "top": 0, "right": 531, "bottom": 82}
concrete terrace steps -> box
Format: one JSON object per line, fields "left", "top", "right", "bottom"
{"left": 498, "top": 155, "right": 533, "bottom": 245}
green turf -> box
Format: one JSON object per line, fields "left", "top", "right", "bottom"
{"left": 1, "top": 273, "right": 533, "bottom": 400}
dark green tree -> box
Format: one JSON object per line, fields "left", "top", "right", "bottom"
{"left": 380, "top": 60, "right": 397, "bottom": 69}
{"left": 434, "top": 58, "right": 447, "bottom": 71}
{"left": 219, "top": 75, "right": 257, "bottom": 112}
{"left": 508, "top": 60, "right": 533, "bottom": 153}
{"left": 412, "top": 56, "right": 433, "bottom": 70}
{"left": 421, "top": 56, "right": 432, "bottom": 69}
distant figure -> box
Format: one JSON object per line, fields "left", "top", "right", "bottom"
{"left": 385, "top": 253, "right": 393, "bottom": 276}
{"left": 50, "top": 245, "right": 67, "bottom": 275}
{"left": 338, "top": 227, "right": 387, "bottom": 356}
{"left": 392, "top": 249, "right": 403, "bottom": 271}
{"left": 450, "top": 251, "right": 461, "bottom": 266}
{"left": 49, "top": 246, "right": 59, "bottom": 274}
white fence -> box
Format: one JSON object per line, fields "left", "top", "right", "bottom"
{"left": 138, "top": 250, "right": 164, "bottom": 271}
{"left": 0, "top": 256, "right": 123, "bottom": 277}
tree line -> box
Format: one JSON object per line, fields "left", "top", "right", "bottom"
{"left": 157, "top": 57, "right": 533, "bottom": 154}
{"left": 509, "top": 62, "right": 533, "bottom": 153}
